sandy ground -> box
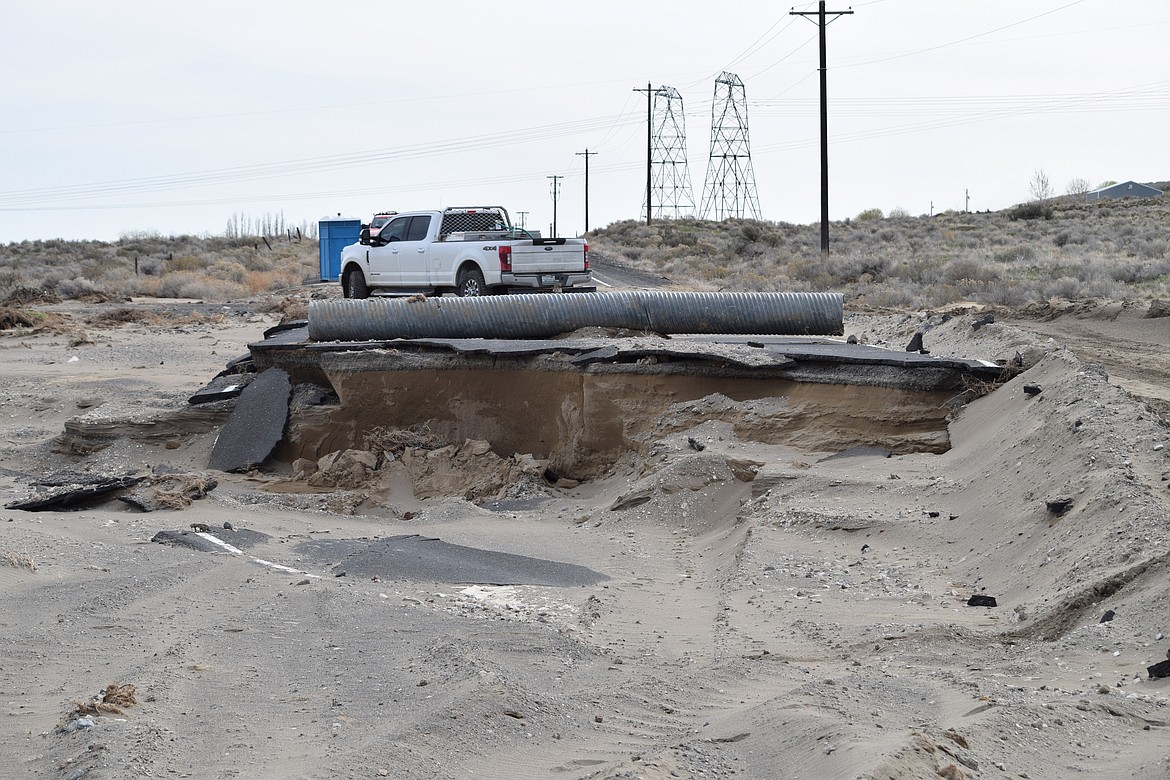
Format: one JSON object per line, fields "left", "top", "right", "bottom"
{"left": 2, "top": 292, "right": 1170, "bottom": 780}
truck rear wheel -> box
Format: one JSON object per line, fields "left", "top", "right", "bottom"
{"left": 343, "top": 268, "right": 370, "bottom": 299}
{"left": 456, "top": 267, "right": 486, "bottom": 297}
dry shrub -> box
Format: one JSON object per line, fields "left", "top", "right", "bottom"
{"left": 0, "top": 551, "right": 36, "bottom": 572}
{"left": 0, "top": 306, "right": 38, "bottom": 330}
{"left": 3, "top": 286, "right": 60, "bottom": 305}
{"left": 364, "top": 423, "right": 445, "bottom": 455}
{"left": 85, "top": 306, "right": 224, "bottom": 328}
{"left": 0, "top": 306, "right": 67, "bottom": 332}
{"left": 167, "top": 255, "right": 203, "bottom": 272}
{"left": 71, "top": 682, "right": 137, "bottom": 717}
{"left": 245, "top": 270, "right": 283, "bottom": 293}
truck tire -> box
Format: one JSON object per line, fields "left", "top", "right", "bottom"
{"left": 343, "top": 268, "right": 370, "bottom": 299}
{"left": 456, "top": 267, "right": 486, "bottom": 297}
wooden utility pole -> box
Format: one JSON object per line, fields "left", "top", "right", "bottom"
{"left": 547, "top": 175, "right": 563, "bottom": 237}
{"left": 791, "top": 1, "right": 853, "bottom": 257}
{"left": 633, "top": 83, "right": 662, "bottom": 226}
{"left": 576, "top": 148, "right": 598, "bottom": 233}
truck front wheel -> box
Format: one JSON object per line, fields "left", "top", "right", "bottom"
{"left": 456, "top": 267, "right": 486, "bottom": 297}
{"left": 343, "top": 268, "right": 370, "bottom": 299}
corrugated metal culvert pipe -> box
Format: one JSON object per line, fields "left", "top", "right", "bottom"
{"left": 307, "top": 291, "right": 844, "bottom": 341}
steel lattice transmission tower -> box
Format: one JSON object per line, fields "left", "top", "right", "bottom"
{"left": 642, "top": 86, "right": 696, "bottom": 220}
{"left": 699, "top": 72, "right": 761, "bottom": 221}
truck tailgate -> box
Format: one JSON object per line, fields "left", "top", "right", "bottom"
{"left": 509, "top": 240, "right": 586, "bottom": 274}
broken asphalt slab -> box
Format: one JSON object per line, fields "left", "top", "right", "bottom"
{"left": 207, "top": 368, "right": 291, "bottom": 472}
{"left": 152, "top": 526, "right": 271, "bottom": 551}
{"left": 6, "top": 475, "right": 143, "bottom": 511}
{"left": 295, "top": 534, "right": 607, "bottom": 587}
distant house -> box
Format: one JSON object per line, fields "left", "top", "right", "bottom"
{"left": 1086, "top": 181, "right": 1163, "bottom": 200}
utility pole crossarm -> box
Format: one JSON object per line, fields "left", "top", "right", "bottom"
{"left": 790, "top": 1, "right": 854, "bottom": 258}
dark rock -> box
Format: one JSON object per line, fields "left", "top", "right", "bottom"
{"left": 1100, "top": 610, "right": 1115, "bottom": 623}
{"left": 1046, "top": 496, "right": 1074, "bottom": 515}
{"left": 846, "top": 334, "right": 858, "bottom": 345}
{"left": 966, "top": 594, "right": 998, "bottom": 607}
{"left": 1023, "top": 384, "right": 1042, "bottom": 396}
{"left": 905, "top": 332, "right": 924, "bottom": 352}
{"left": 971, "top": 314, "right": 996, "bottom": 331}
{"left": 1144, "top": 300, "right": 1170, "bottom": 320}
{"left": 687, "top": 437, "right": 706, "bottom": 452}
{"left": 1148, "top": 659, "right": 1170, "bottom": 680}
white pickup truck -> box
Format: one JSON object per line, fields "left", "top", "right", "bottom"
{"left": 339, "top": 206, "right": 593, "bottom": 298}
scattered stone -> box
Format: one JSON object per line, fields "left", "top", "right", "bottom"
{"left": 1023, "top": 384, "right": 1042, "bottom": 396}
{"left": 687, "top": 437, "right": 706, "bottom": 452}
{"left": 846, "top": 334, "right": 858, "bottom": 344}
{"left": 1147, "top": 659, "right": 1170, "bottom": 680}
{"left": 1100, "top": 610, "right": 1115, "bottom": 623}
{"left": 967, "top": 594, "right": 998, "bottom": 608}
{"left": 223, "top": 521, "right": 234, "bottom": 531}
{"left": 1046, "top": 496, "right": 1074, "bottom": 515}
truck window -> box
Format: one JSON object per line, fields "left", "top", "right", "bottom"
{"left": 407, "top": 215, "right": 431, "bottom": 241}
{"left": 381, "top": 216, "right": 411, "bottom": 242}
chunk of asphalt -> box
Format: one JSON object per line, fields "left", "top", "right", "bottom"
{"left": 6, "top": 476, "right": 142, "bottom": 511}
{"left": 208, "top": 368, "right": 291, "bottom": 472}
{"left": 188, "top": 372, "right": 254, "bottom": 405}
{"left": 295, "top": 534, "right": 607, "bottom": 587}
{"left": 151, "top": 527, "right": 270, "bottom": 551}
{"left": 966, "top": 594, "right": 998, "bottom": 607}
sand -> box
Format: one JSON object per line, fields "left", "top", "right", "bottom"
{"left": 1, "top": 293, "right": 1169, "bottom": 780}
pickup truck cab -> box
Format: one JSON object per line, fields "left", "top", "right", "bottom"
{"left": 340, "top": 206, "right": 592, "bottom": 298}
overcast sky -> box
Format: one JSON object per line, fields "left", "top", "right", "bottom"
{"left": 1, "top": 0, "right": 1167, "bottom": 243}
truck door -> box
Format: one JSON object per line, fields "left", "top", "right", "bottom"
{"left": 367, "top": 216, "right": 411, "bottom": 282}
{"left": 396, "top": 215, "right": 432, "bottom": 286}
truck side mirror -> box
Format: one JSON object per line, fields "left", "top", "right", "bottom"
{"left": 359, "top": 226, "right": 371, "bottom": 245}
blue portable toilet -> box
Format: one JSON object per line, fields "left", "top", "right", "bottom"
{"left": 318, "top": 215, "right": 362, "bottom": 282}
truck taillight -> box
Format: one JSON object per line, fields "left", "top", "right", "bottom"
{"left": 498, "top": 245, "right": 512, "bottom": 272}
{"left": 583, "top": 243, "right": 590, "bottom": 270}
